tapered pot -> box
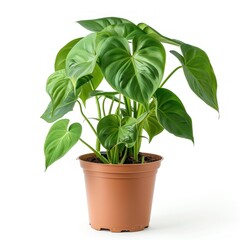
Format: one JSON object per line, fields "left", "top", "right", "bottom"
{"left": 79, "top": 152, "right": 163, "bottom": 232}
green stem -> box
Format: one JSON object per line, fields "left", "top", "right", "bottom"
{"left": 102, "top": 97, "right": 107, "bottom": 116}
{"left": 120, "top": 147, "right": 128, "bottom": 164}
{"left": 134, "top": 137, "right": 139, "bottom": 162}
{"left": 79, "top": 138, "right": 109, "bottom": 163}
{"left": 95, "top": 96, "right": 101, "bottom": 151}
{"left": 138, "top": 125, "right": 144, "bottom": 152}
{"left": 133, "top": 101, "right": 137, "bottom": 118}
{"left": 89, "top": 82, "right": 101, "bottom": 151}
{"left": 134, "top": 103, "right": 146, "bottom": 162}
{"left": 137, "top": 103, "right": 144, "bottom": 118}
{"left": 108, "top": 97, "right": 115, "bottom": 115}
{"left": 106, "top": 150, "right": 112, "bottom": 163}
{"left": 116, "top": 94, "right": 122, "bottom": 115}
{"left": 109, "top": 147, "right": 115, "bottom": 164}
{"left": 77, "top": 101, "right": 97, "bottom": 135}
{"left": 160, "top": 66, "right": 182, "bottom": 88}
{"left": 124, "top": 96, "right": 132, "bottom": 116}
{"left": 113, "top": 145, "right": 119, "bottom": 164}
{"left": 95, "top": 96, "right": 102, "bottom": 119}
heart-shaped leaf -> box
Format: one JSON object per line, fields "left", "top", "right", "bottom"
{"left": 44, "top": 119, "right": 82, "bottom": 169}
{"left": 41, "top": 99, "right": 75, "bottom": 123}
{"left": 66, "top": 33, "right": 98, "bottom": 84}
{"left": 46, "top": 70, "right": 75, "bottom": 111}
{"left": 99, "top": 34, "right": 166, "bottom": 107}
{"left": 77, "top": 17, "right": 132, "bottom": 32}
{"left": 41, "top": 70, "right": 77, "bottom": 123}
{"left": 171, "top": 44, "right": 219, "bottom": 111}
{"left": 97, "top": 115, "right": 137, "bottom": 150}
{"left": 155, "top": 88, "right": 194, "bottom": 142}
{"left": 55, "top": 38, "right": 82, "bottom": 71}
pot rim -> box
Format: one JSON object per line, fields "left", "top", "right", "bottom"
{"left": 78, "top": 152, "right": 163, "bottom": 173}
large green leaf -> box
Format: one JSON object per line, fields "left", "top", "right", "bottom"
{"left": 41, "top": 74, "right": 95, "bottom": 123}
{"left": 97, "top": 115, "right": 137, "bottom": 150}
{"left": 41, "top": 70, "right": 77, "bottom": 123}
{"left": 155, "top": 88, "right": 194, "bottom": 142}
{"left": 143, "top": 103, "right": 164, "bottom": 142}
{"left": 77, "top": 17, "right": 132, "bottom": 32}
{"left": 41, "top": 101, "right": 73, "bottom": 123}
{"left": 102, "top": 23, "right": 145, "bottom": 40}
{"left": 44, "top": 119, "right": 82, "bottom": 169}
{"left": 99, "top": 34, "right": 166, "bottom": 107}
{"left": 138, "top": 23, "right": 182, "bottom": 46}
{"left": 171, "top": 44, "right": 219, "bottom": 111}
{"left": 66, "top": 33, "right": 98, "bottom": 85}
{"left": 55, "top": 38, "right": 82, "bottom": 71}
{"left": 46, "top": 70, "right": 75, "bottom": 111}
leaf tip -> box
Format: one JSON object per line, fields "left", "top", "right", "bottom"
{"left": 45, "top": 162, "right": 49, "bottom": 172}
{"left": 190, "top": 131, "right": 194, "bottom": 145}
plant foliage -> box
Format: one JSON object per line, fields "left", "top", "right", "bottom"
{"left": 42, "top": 17, "right": 218, "bottom": 169}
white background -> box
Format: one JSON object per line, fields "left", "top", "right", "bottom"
{"left": 0, "top": 0, "right": 239, "bottom": 239}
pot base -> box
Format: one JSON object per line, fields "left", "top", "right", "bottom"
{"left": 91, "top": 224, "right": 149, "bottom": 232}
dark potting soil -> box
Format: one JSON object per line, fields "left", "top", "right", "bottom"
{"left": 86, "top": 153, "right": 158, "bottom": 164}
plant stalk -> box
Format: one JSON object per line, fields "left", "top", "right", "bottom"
{"left": 79, "top": 138, "right": 109, "bottom": 163}
{"left": 120, "top": 147, "right": 128, "bottom": 164}
{"left": 133, "top": 101, "right": 137, "bottom": 118}
{"left": 114, "top": 145, "right": 119, "bottom": 164}
{"left": 89, "top": 81, "right": 101, "bottom": 151}
{"left": 123, "top": 96, "right": 132, "bottom": 116}
{"left": 108, "top": 97, "right": 115, "bottom": 115}
{"left": 160, "top": 66, "right": 182, "bottom": 88}
{"left": 95, "top": 97, "right": 101, "bottom": 151}
{"left": 77, "top": 101, "right": 97, "bottom": 135}
{"left": 102, "top": 97, "right": 107, "bottom": 116}
{"left": 116, "top": 94, "right": 122, "bottom": 115}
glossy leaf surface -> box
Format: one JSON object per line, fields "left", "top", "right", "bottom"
{"left": 44, "top": 119, "right": 82, "bottom": 169}
{"left": 66, "top": 33, "right": 98, "bottom": 84}
{"left": 143, "top": 103, "right": 164, "bottom": 142}
{"left": 171, "top": 44, "right": 219, "bottom": 111}
{"left": 78, "top": 17, "right": 132, "bottom": 32}
{"left": 102, "top": 23, "right": 145, "bottom": 40}
{"left": 78, "top": 64, "right": 103, "bottom": 105}
{"left": 97, "top": 115, "right": 137, "bottom": 149}
{"left": 89, "top": 90, "right": 118, "bottom": 97}
{"left": 155, "top": 88, "right": 194, "bottom": 142}
{"left": 99, "top": 34, "right": 165, "bottom": 107}
{"left": 41, "top": 70, "right": 77, "bottom": 123}
{"left": 46, "top": 70, "right": 74, "bottom": 111}
{"left": 55, "top": 38, "right": 81, "bottom": 71}
{"left": 89, "top": 90, "right": 121, "bottom": 103}
{"left": 138, "top": 23, "right": 181, "bottom": 46}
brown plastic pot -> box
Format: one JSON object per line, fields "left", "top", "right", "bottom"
{"left": 79, "top": 152, "right": 163, "bottom": 232}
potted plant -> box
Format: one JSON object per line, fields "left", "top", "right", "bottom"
{"left": 42, "top": 17, "right": 218, "bottom": 232}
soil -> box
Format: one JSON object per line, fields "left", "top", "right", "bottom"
{"left": 86, "top": 152, "right": 158, "bottom": 164}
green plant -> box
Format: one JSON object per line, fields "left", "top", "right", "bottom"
{"left": 42, "top": 17, "right": 218, "bottom": 169}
